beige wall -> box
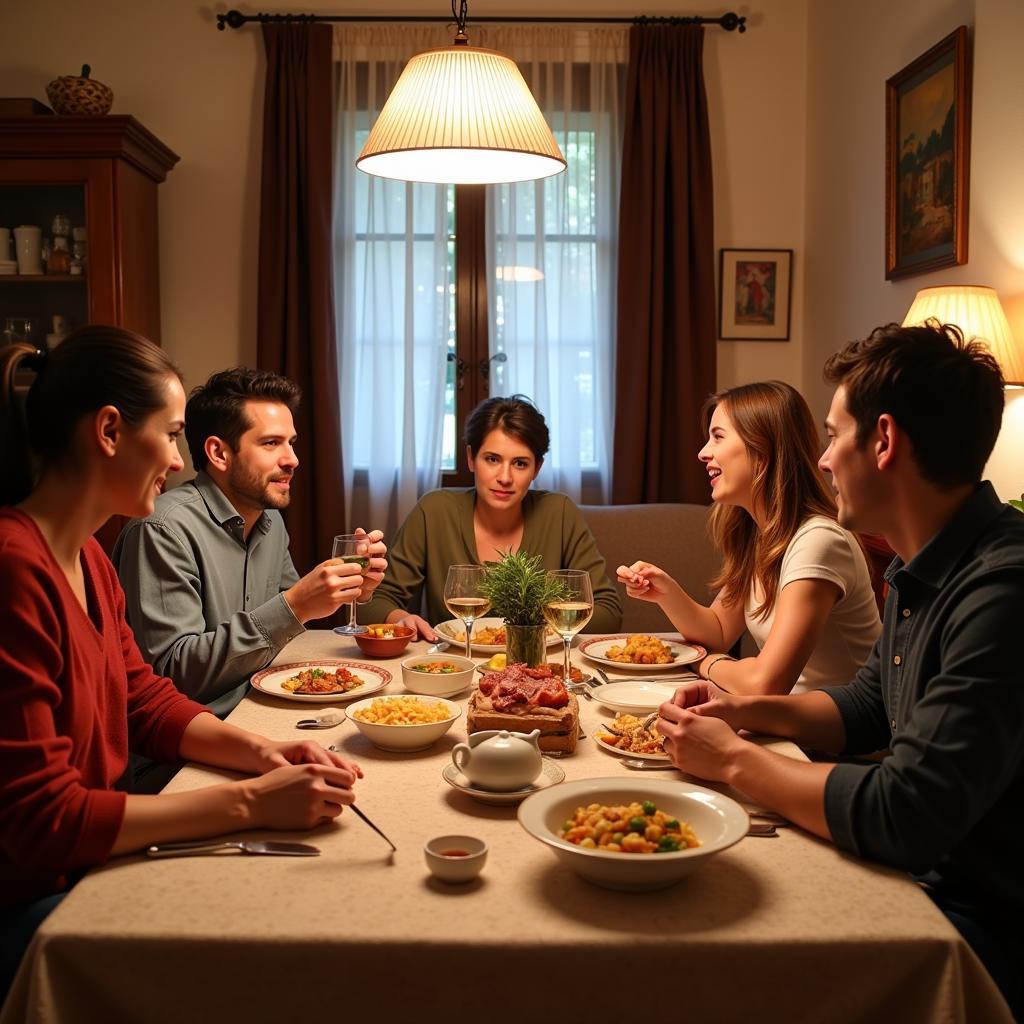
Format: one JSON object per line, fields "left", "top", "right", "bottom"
{"left": 804, "top": 0, "right": 1024, "bottom": 499}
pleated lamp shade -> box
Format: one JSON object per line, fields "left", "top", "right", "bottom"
{"left": 356, "top": 45, "right": 566, "bottom": 185}
{"left": 903, "top": 285, "right": 1024, "bottom": 386}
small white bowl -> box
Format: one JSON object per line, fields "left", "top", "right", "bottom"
{"left": 346, "top": 695, "right": 461, "bottom": 751}
{"left": 424, "top": 835, "right": 487, "bottom": 883}
{"left": 517, "top": 777, "right": 748, "bottom": 892}
{"left": 401, "top": 654, "right": 476, "bottom": 697}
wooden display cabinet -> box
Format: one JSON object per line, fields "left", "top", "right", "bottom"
{"left": 0, "top": 116, "right": 179, "bottom": 549}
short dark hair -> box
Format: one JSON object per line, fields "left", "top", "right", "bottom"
{"left": 463, "top": 394, "right": 550, "bottom": 462}
{"left": 823, "top": 321, "right": 1004, "bottom": 489}
{"left": 0, "top": 325, "right": 180, "bottom": 506}
{"left": 185, "top": 367, "right": 301, "bottom": 471}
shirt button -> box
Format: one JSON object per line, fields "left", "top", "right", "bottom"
{"left": 902, "top": 608, "right": 911, "bottom": 618}
{"left": 893, "top": 655, "right": 902, "bottom": 666}
{"left": 891, "top": 719, "right": 896, "bottom": 729}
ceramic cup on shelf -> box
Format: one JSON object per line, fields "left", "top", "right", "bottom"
{"left": 14, "top": 226, "right": 43, "bottom": 275}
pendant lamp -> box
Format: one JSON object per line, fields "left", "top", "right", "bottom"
{"left": 356, "top": 0, "right": 566, "bottom": 185}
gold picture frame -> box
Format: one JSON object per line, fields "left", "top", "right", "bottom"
{"left": 885, "top": 26, "right": 971, "bottom": 280}
{"left": 718, "top": 249, "right": 792, "bottom": 341}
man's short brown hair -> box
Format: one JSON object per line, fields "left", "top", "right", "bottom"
{"left": 823, "top": 321, "right": 1004, "bottom": 489}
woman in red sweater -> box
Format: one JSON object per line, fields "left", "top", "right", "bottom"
{"left": 0, "top": 326, "right": 362, "bottom": 999}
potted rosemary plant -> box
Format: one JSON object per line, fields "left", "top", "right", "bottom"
{"left": 480, "top": 551, "right": 566, "bottom": 667}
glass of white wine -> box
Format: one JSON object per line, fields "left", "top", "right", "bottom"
{"left": 331, "top": 533, "right": 370, "bottom": 636}
{"left": 543, "top": 569, "right": 594, "bottom": 683}
{"left": 444, "top": 565, "right": 491, "bottom": 658}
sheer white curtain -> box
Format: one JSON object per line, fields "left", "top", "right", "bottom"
{"left": 478, "top": 26, "right": 628, "bottom": 503}
{"left": 332, "top": 25, "right": 454, "bottom": 534}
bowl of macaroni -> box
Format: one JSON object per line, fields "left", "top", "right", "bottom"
{"left": 346, "top": 694, "right": 462, "bottom": 751}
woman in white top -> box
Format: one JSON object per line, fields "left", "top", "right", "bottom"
{"left": 619, "top": 381, "right": 880, "bottom": 694}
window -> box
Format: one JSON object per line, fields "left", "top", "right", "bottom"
{"left": 334, "top": 26, "right": 626, "bottom": 529}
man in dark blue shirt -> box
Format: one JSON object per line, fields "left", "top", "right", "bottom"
{"left": 657, "top": 321, "right": 1024, "bottom": 1016}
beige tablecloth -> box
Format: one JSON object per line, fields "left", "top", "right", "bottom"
{"left": 4, "top": 632, "right": 1011, "bottom": 1023}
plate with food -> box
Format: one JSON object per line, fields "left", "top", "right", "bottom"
{"left": 442, "top": 758, "right": 566, "bottom": 806}
{"left": 249, "top": 661, "right": 391, "bottom": 704}
{"left": 578, "top": 634, "right": 705, "bottom": 671}
{"left": 590, "top": 681, "right": 678, "bottom": 714}
{"left": 594, "top": 714, "right": 671, "bottom": 760}
{"left": 434, "top": 618, "right": 561, "bottom": 654}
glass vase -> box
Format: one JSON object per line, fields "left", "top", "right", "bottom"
{"left": 505, "top": 623, "right": 546, "bottom": 667}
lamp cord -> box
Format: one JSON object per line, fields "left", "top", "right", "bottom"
{"left": 452, "top": 0, "right": 469, "bottom": 37}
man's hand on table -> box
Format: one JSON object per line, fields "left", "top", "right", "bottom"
{"left": 653, "top": 681, "right": 749, "bottom": 782}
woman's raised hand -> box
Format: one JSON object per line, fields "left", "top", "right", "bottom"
{"left": 616, "top": 561, "right": 678, "bottom": 603}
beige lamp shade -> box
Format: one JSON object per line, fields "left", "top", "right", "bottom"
{"left": 903, "top": 285, "right": 1024, "bottom": 385}
{"left": 356, "top": 45, "right": 566, "bottom": 185}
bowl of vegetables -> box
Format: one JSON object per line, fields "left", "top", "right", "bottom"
{"left": 353, "top": 623, "right": 415, "bottom": 658}
{"left": 517, "top": 778, "right": 749, "bottom": 891}
{"left": 400, "top": 654, "right": 476, "bottom": 697}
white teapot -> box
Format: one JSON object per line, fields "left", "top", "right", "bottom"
{"left": 451, "top": 729, "right": 543, "bottom": 791}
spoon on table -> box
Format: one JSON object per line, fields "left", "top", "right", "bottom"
{"left": 295, "top": 710, "right": 344, "bottom": 729}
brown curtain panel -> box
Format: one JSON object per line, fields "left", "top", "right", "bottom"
{"left": 258, "top": 22, "right": 344, "bottom": 574}
{"left": 612, "top": 24, "right": 716, "bottom": 504}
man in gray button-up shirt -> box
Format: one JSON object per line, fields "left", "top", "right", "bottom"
{"left": 114, "top": 368, "right": 386, "bottom": 721}
{"left": 651, "top": 323, "right": 1023, "bottom": 1016}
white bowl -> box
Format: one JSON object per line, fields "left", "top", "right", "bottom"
{"left": 423, "top": 834, "right": 487, "bottom": 883}
{"left": 346, "top": 695, "right": 461, "bottom": 751}
{"left": 400, "top": 654, "right": 476, "bottom": 697}
{"left": 517, "top": 777, "right": 748, "bottom": 891}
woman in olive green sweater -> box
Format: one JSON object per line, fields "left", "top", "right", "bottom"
{"left": 360, "top": 396, "right": 622, "bottom": 639}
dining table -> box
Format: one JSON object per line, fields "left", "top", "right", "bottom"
{"left": 3, "top": 630, "right": 1012, "bottom": 1024}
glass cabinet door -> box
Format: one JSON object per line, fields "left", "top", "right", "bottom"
{"left": 0, "top": 182, "right": 88, "bottom": 349}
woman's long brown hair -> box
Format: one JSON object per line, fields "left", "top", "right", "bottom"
{"left": 704, "top": 381, "right": 838, "bottom": 619}
{"left": 0, "top": 325, "right": 180, "bottom": 506}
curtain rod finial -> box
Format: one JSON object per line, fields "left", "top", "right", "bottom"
{"left": 216, "top": 9, "right": 247, "bottom": 31}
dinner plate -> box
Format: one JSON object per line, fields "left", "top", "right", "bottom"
{"left": 441, "top": 758, "right": 566, "bottom": 805}
{"left": 592, "top": 730, "right": 671, "bottom": 761}
{"left": 578, "top": 634, "right": 706, "bottom": 671}
{"left": 434, "top": 617, "right": 561, "bottom": 654}
{"left": 590, "top": 680, "right": 679, "bottom": 714}
{"left": 250, "top": 661, "right": 391, "bottom": 704}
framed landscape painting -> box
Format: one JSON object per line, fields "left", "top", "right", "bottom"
{"left": 718, "top": 249, "right": 792, "bottom": 340}
{"left": 885, "top": 26, "right": 970, "bottom": 280}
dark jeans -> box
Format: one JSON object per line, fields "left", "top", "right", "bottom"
{"left": 928, "top": 891, "right": 1022, "bottom": 1021}
{"left": 0, "top": 892, "right": 66, "bottom": 1006}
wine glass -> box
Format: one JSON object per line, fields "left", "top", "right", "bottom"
{"left": 444, "top": 565, "right": 491, "bottom": 658}
{"left": 331, "top": 533, "right": 370, "bottom": 636}
{"left": 543, "top": 570, "right": 594, "bottom": 683}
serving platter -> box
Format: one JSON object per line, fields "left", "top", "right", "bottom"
{"left": 250, "top": 661, "right": 391, "bottom": 704}
{"left": 441, "top": 758, "right": 565, "bottom": 805}
{"left": 434, "top": 617, "right": 561, "bottom": 654}
{"left": 579, "top": 634, "right": 705, "bottom": 672}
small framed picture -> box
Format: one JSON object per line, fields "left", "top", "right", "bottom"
{"left": 885, "top": 26, "right": 970, "bottom": 279}
{"left": 718, "top": 249, "right": 793, "bottom": 341}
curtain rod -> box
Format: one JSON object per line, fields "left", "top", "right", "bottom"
{"left": 215, "top": 8, "right": 747, "bottom": 32}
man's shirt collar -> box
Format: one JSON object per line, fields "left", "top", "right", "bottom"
{"left": 887, "top": 481, "right": 1006, "bottom": 590}
{"left": 193, "top": 471, "right": 273, "bottom": 539}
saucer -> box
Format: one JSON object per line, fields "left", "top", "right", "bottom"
{"left": 441, "top": 758, "right": 565, "bottom": 805}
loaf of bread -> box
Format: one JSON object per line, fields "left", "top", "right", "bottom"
{"left": 467, "top": 688, "right": 579, "bottom": 754}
